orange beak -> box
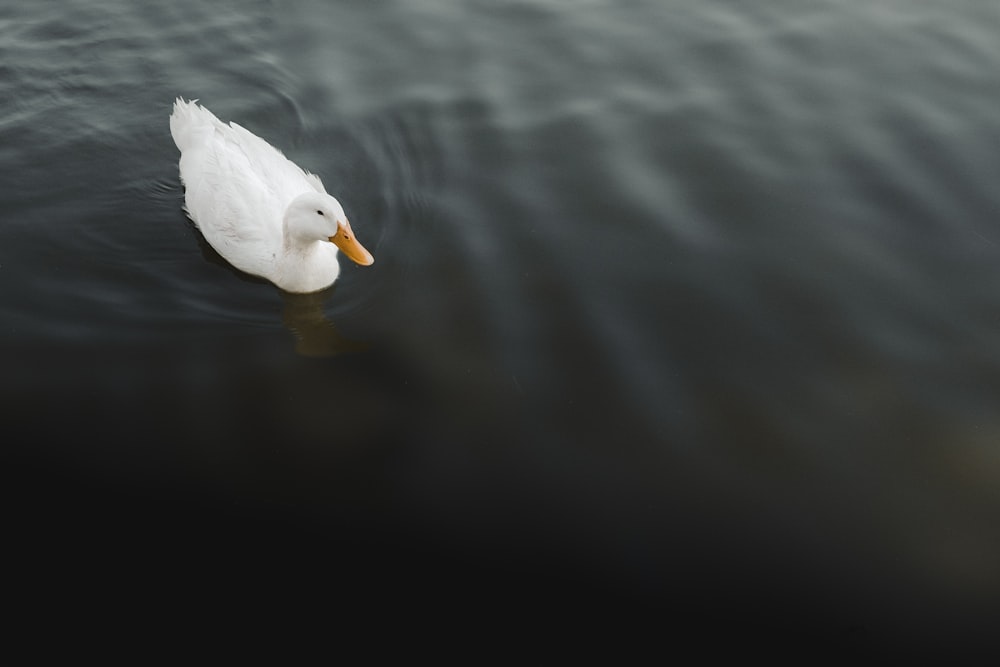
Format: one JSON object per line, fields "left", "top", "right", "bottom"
{"left": 329, "top": 219, "right": 374, "bottom": 266}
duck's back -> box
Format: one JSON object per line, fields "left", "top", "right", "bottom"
{"left": 169, "top": 98, "right": 326, "bottom": 278}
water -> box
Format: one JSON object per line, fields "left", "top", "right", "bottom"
{"left": 3, "top": 0, "right": 1000, "bottom": 651}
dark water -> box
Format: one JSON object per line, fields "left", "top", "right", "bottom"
{"left": 4, "top": 0, "right": 1000, "bottom": 653}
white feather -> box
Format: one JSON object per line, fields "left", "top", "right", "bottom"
{"left": 169, "top": 98, "right": 372, "bottom": 293}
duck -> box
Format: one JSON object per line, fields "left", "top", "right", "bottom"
{"left": 169, "top": 98, "right": 373, "bottom": 293}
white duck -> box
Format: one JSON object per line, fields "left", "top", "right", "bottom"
{"left": 169, "top": 98, "right": 373, "bottom": 293}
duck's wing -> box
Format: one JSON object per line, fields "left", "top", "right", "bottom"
{"left": 303, "top": 171, "right": 328, "bottom": 194}
{"left": 227, "top": 121, "right": 327, "bottom": 198}
{"left": 177, "top": 127, "right": 285, "bottom": 278}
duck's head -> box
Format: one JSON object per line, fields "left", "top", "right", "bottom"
{"left": 285, "top": 192, "right": 375, "bottom": 266}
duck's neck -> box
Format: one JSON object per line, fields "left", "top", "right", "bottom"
{"left": 277, "top": 228, "right": 340, "bottom": 293}
{"left": 281, "top": 214, "right": 321, "bottom": 255}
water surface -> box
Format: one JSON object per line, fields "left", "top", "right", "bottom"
{"left": 3, "top": 0, "right": 1000, "bottom": 652}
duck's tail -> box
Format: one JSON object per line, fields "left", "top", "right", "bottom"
{"left": 169, "top": 97, "right": 224, "bottom": 152}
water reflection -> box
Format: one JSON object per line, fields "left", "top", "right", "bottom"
{"left": 280, "top": 290, "right": 367, "bottom": 357}
{"left": 189, "top": 214, "right": 366, "bottom": 357}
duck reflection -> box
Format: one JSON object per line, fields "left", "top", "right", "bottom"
{"left": 280, "top": 290, "right": 367, "bottom": 358}
{"left": 188, "top": 216, "right": 368, "bottom": 357}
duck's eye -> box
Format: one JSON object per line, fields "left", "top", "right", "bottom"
{"left": 316, "top": 210, "right": 324, "bottom": 216}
